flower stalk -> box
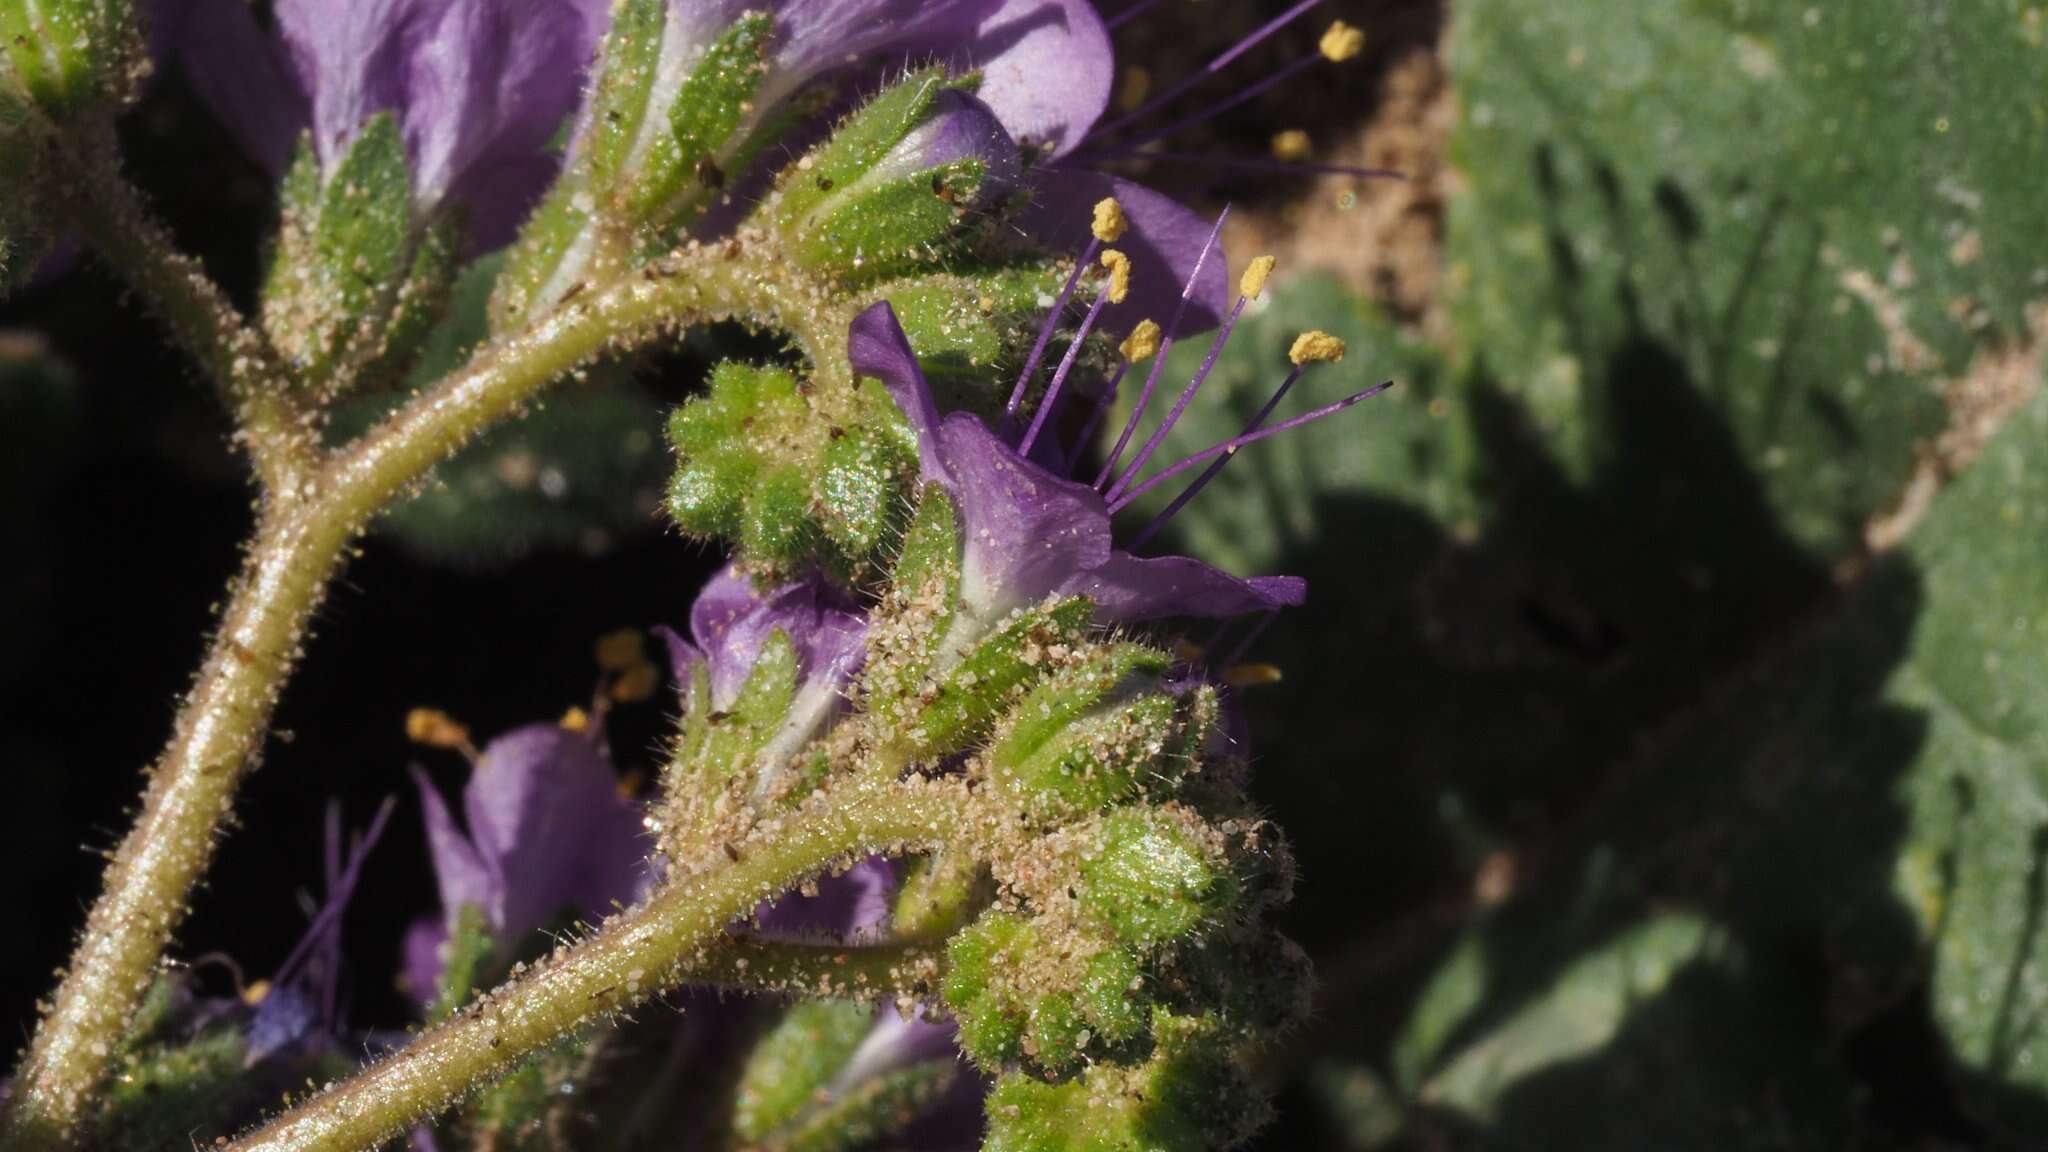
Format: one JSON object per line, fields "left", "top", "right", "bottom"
{"left": 0, "top": 234, "right": 856, "bottom": 1151}
{"left": 224, "top": 776, "right": 966, "bottom": 1152}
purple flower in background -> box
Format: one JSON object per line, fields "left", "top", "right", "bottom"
{"left": 849, "top": 298, "right": 1387, "bottom": 634}
{"left": 176, "top": 0, "right": 609, "bottom": 244}
{"left": 404, "top": 724, "right": 649, "bottom": 998}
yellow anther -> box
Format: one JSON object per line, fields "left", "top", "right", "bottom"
{"left": 1320, "top": 20, "right": 1366, "bottom": 62}
{"left": 617, "top": 770, "right": 645, "bottom": 800}
{"left": 609, "top": 660, "right": 659, "bottom": 704}
{"left": 1092, "top": 197, "right": 1129, "bottom": 243}
{"left": 1223, "top": 663, "right": 1285, "bottom": 688}
{"left": 1099, "top": 249, "right": 1132, "bottom": 304}
{"left": 1240, "top": 255, "right": 1278, "bottom": 300}
{"left": 1120, "top": 319, "right": 1163, "bottom": 363}
{"left": 405, "top": 708, "right": 472, "bottom": 750}
{"left": 1117, "top": 66, "right": 1153, "bottom": 113}
{"left": 594, "top": 628, "right": 646, "bottom": 672}
{"left": 241, "top": 979, "right": 272, "bottom": 1006}
{"left": 1289, "top": 330, "right": 1348, "bottom": 366}
{"left": 1270, "top": 130, "right": 1312, "bottom": 162}
{"left": 559, "top": 705, "right": 591, "bottom": 733}
{"left": 1172, "top": 640, "right": 1206, "bottom": 666}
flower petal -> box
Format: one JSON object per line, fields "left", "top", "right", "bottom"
{"left": 177, "top": 0, "right": 312, "bottom": 175}
{"left": 457, "top": 725, "right": 646, "bottom": 941}
{"left": 405, "top": 0, "right": 595, "bottom": 220}
{"left": 411, "top": 764, "right": 493, "bottom": 920}
{"left": 272, "top": 0, "right": 412, "bottom": 169}
{"left": 949, "top": 0, "right": 1111, "bottom": 160}
{"left": 756, "top": 855, "right": 896, "bottom": 939}
{"left": 936, "top": 412, "right": 1113, "bottom": 620}
{"left": 852, "top": 302, "right": 1114, "bottom": 622}
{"left": 1063, "top": 553, "right": 1307, "bottom": 623}
{"left": 689, "top": 566, "right": 867, "bottom": 711}
{"left": 1018, "top": 168, "right": 1231, "bottom": 336}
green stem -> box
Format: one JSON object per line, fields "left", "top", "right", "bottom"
{"left": 0, "top": 239, "right": 849, "bottom": 1150}
{"left": 703, "top": 937, "right": 946, "bottom": 1001}
{"left": 226, "top": 778, "right": 966, "bottom": 1152}
{"left": 54, "top": 131, "right": 314, "bottom": 494}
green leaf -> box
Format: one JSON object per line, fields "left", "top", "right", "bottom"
{"left": 733, "top": 1000, "right": 876, "bottom": 1141}
{"left": 1447, "top": 0, "right": 2048, "bottom": 560}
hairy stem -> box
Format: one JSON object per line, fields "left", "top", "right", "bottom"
{"left": 227, "top": 778, "right": 966, "bottom": 1152}
{"left": 0, "top": 236, "right": 853, "bottom": 1149}
{"left": 701, "top": 937, "right": 946, "bottom": 1001}
{"left": 53, "top": 130, "right": 314, "bottom": 494}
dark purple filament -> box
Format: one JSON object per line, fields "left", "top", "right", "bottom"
{"left": 1106, "top": 380, "right": 1394, "bottom": 512}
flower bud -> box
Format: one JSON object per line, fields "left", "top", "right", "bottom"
{"left": 943, "top": 911, "right": 1146, "bottom": 1073}
{"left": 988, "top": 644, "right": 1180, "bottom": 823}
{"left": 982, "top": 1010, "right": 1264, "bottom": 1152}
{"left": 776, "top": 70, "right": 1021, "bottom": 285}
{"left": 261, "top": 118, "right": 455, "bottom": 395}
{"left": 1075, "top": 808, "right": 1235, "bottom": 947}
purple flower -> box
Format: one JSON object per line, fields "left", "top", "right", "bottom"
{"left": 849, "top": 300, "right": 1334, "bottom": 632}
{"left": 177, "top": 0, "right": 608, "bottom": 244}
{"left": 404, "top": 723, "right": 649, "bottom": 998}
{"left": 658, "top": 565, "right": 867, "bottom": 787}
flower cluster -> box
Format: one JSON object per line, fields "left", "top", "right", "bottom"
{"left": 7, "top": 0, "right": 1393, "bottom": 1148}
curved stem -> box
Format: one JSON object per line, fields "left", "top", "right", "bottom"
{"left": 0, "top": 237, "right": 847, "bottom": 1149}
{"left": 227, "top": 778, "right": 966, "bottom": 1152}
{"left": 704, "top": 936, "right": 946, "bottom": 1003}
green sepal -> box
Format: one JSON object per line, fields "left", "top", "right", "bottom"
{"left": 981, "top": 1010, "right": 1264, "bottom": 1152}
{"left": 733, "top": 1000, "right": 877, "bottom": 1141}
{"left": 427, "top": 903, "right": 497, "bottom": 1023}
{"left": 990, "top": 644, "right": 1177, "bottom": 823}
{"left": 262, "top": 117, "right": 422, "bottom": 396}
{"left": 897, "top": 596, "right": 1094, "bottom": 763}
{"left": 864, "top": 488, "right": 962, "bottom": 731}
{"left": 774, "top": 1061, "right": 959, "bottom": 1152}
{"left": 1076, "top": 808, "right": 1235, "bottom": 948}
{"left": 488, "top": 164, "right": 593, "bottom": 330}
{"left": 621, "top": 11, "right": 773, "bottom": 230}
{"left": 773, "top": 67, "right": 970, "bottom": 228}
{"left": 695, "top": 627, "right": 799, "bottom": 786}
{"left": 893, "top": 847, "right": 989, "bottom": 941}
{"left": 91, "top": 1028, "right": 250, "bottom": 1149}
{"left": 872, "top": 265, "right": 1066, "bottom": 396}
{"left": 0, "top": 0, "right": 137, "bottom": 115}
{"left": 790, "top": 159, "right": 989, "bottom": 287}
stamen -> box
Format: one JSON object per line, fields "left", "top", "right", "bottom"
{"left": 560, "top": 705, "right": 592, "bottom": 732}
{"left": 594, "top": 628, "right": 646, "bottom": 671}
{"left": 1092, "top": 197, "right": 1129, "bottom": 243}
{"left": 272, "top": 796, "right": 397, "bottom": 995}
{"left": 1320, "top": 20, "right": 1367, "bottom": 62}
{"left": 405, "top": 708, "right": 475, "bottom": 757}
{"left": 1071, "top": 360, "right": 1129, "bottom": 464}
{"left": 1110, "top": 55, "right": 1320, "bottom": 152}
{"left": 1290, "top": 329, "right": 1348, "bottom": 364}
{"left": 1218, "top": 609, "right": 1282, "bottom": 670}
{"left": 1006, "top": 197, "right": 1128, "bottom": 422}
{"left": 1240, "top": 255, "right": 1278, "bottom": 301}
{"left": 1099, "top": 249, "right": 1132, "bottom": 303}
{"left": 1117, "top": 66, "right": 1152, "bottom": 112}
{"left": 1021, "top": 257, "right": 1129, "bottom": 458}
{"left": 1122, "top": 318, "right": 1165, "bottom": 363}
{"left": 1094, "top": 0, "right": 1330, "bottom": 138}
{"left": 1222, "top": 662, "right": 1284, "bottom": 687}
{"left": 1127, "top": 356, "right": 1307, "bottom": 551}
{"left": 1096, "top": 208, "right": 1231, "bottom": 489}
{"left": 1106, "top": 379, "right": 1394, "bottom": 512}
{"left": 1107, "top": 0, "right": 1166, "bottom": 31}
{"left": 1272, "top": 130, "right": 1312, "bottom": 162}
{"left": 1103, "top": 289, "right": 1256, "bottom": 502}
